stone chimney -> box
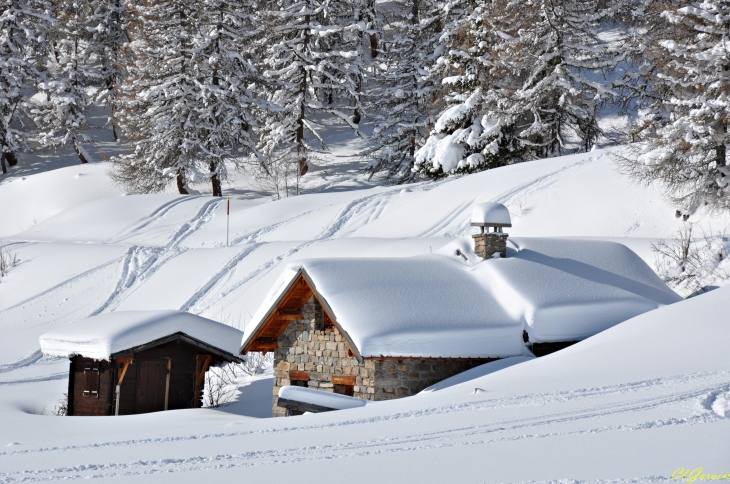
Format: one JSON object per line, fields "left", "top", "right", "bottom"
{"left": 471, "top": 202, "right": 511, "bottom": 259}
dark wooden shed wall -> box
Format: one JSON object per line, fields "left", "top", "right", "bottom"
{"left": 116, "top": 341, "right": 201, "bottom": 415}
{"left": 69, "top": 357, "right": 114, "bottom": 416}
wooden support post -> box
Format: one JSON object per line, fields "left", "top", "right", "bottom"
{"left": 164, "top": 359, "right": 171, "bottom": 411}
{"left": 114, "top": 358, "right": 132, "bottom": 416}
{"left": 194, "top": 354, "right": 213, "bottom": 408}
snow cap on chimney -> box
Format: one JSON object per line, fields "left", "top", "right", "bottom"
{"left": 471, "top": 202, "right": 511, "bottom": 232}
{"left": 471, "top": 202, "right": 511, "bottom": 260}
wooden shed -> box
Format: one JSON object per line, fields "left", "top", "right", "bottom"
{"left": 40, "top": 311, "right": 242, "bottom": 416}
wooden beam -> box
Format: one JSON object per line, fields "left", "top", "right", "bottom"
{"left": 331, "top": 375, "right": 356, "bottom": 386}
{"left": 116, "top": 360, "right": 131, "bottom": 386}
{"left": 289, "top": 371, "right": 309, "bottom": 381}
{"left": 276, "top": 309, "right": 303, "bottom": 320}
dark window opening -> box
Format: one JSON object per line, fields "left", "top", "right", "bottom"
{"left": 291, "top": 379, "right": 308, "bottom": 388}
{"left": 333, "top": 384, "right": 354, "bottom": 397}
{"left": 83, "top": 362, "right": 100, "bottom": 398}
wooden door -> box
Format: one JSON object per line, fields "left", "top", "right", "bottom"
{"left": 135, "top": 358, "right": 169, "bottom": 414}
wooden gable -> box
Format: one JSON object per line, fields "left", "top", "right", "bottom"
{"left": 241, "top": 272, "right": 361, "bottom": 360}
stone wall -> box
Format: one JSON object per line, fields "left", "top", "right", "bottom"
{"left": 473, "top": 232, "right": 508, "bottom": 259}
{"left": 272, "top": 297, "right": 375, "bottom": 417}
{"left": 371, "top": 358, "right": 494, "bottom": 400}
{"left": 272, "top": 297, "right": 497, "bottom": 416}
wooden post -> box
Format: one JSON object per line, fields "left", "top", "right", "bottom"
{"left": 164, "top": 359, "right": 171, "bottom": 411}
{"left": 114, "top": 358, "right": 132, "bottom": 416}
{"left": 194, "top": 354, "right": 213, "bottom": 408}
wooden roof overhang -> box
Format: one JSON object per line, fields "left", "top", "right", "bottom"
{"left": 240, "top": 270, "right": 363, "bottom": 363}
{"left": 109, "top": 332, "right": 243, "bottom": 364}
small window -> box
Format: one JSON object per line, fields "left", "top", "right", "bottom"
{"left": 333, "top": 384, "right": 354, "bottom": 397}
{"left": 83, "top": 363, "right": 100, "bottom": 398}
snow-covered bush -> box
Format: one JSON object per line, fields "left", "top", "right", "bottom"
{"left": 203, "top": 353, "right": 272, "bottom": 408}
{"left": 0, "top": 243, "right": 18, "bottom": 278}
{"left": 652, "top": 225, "right": 730, "bottom": 298}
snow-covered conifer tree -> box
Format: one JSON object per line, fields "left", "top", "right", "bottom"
{"left": 86, "top": 0, "right": 128, "bottom": 140}
{"left": 362, "top": 0, "right": 443, "bottom": 183}
{"left": 0, "top": 0, "right": 53, "bottom": 173}
{"left": 416, "top": 0, "right": 624, "bottom": 178}
{"left": 112, "top": 0, "right": 264, "bottom": 195}
{"left": 33, "top": 0, "right": 95, "bottom": 161}
{"left": 412, "top": 1, "right": 523, "bottom": 180}
{"left": 258, "top": 0, "right": 365, "bottom": 195}
{"left": 621, "top": 1, "right": 730, "bottom": 214}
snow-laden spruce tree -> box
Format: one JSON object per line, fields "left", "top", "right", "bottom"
{"left": 362, "top": 0, "right": 443, "bottom": 183}
{"left": 412, "top": 1, "right": 523, "bottom": 180}
{"left": 0, "top": 0, "right": 53, "bottom": 174}
{"left": 33, "top": 0, "right": 95, "bottom": 162}
{"left": 86, "top": 0, "right": 128, "bottom": 140}
{"left": 257, "top": 0, "right": 366, "bottom": 196}
{"left": 621, "top": 1, "right": 730, "bottom": 214}
{"left": 112, "top": 0, "right": 264, "bottom": 195}
{"left": 416, "top": 0, "right": 625, "bottom": 178}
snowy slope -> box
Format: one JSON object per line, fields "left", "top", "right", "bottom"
{"left": 0, "top": 286, "right": 727, "bottom": 483}
{"left": 0, "top": 146, "right": 729, "bottom": 483}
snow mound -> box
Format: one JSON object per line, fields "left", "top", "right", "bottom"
{"left": 244, "top": 238, "right": 681, "bottom": 358}
{"left": 278, "top": 385, "right": 368, "bottom": 410}
{"left": 39, "top": 310, "right": 243, "bottom": 360}
{"left": 418, "top": 356, "right": 535, "bottom": 394}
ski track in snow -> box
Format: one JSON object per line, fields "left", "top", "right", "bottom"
{"left": 0, "top": 351, "right": 43, "bottom": 375}
{"left": 0, "top": 370, "right": 726, "bottom": 482}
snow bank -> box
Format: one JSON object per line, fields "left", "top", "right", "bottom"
{"left": 244, "top": 238, "right": 680, "bottom": 358}
{"left": 39, "top": 310, "right": 242, "bottom": 360}
{"left": 418, "top": 356, "right": 535, "bottom": 394}
{"left": 278, "top": 385, "right": 368, "bottom": 410}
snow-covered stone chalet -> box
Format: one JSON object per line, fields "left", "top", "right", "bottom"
{"left": 241, "top": 227, "right": 681, "bottom": 417}
{"left": 40, "top": 311, "right": 242, "bottom": 416}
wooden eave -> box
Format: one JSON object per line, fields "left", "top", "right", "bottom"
{"left": 240, "top": 270, "right": 363, "bottom": 363}
{"left": 109, "top": 332, "right": 243, "bottom": 363}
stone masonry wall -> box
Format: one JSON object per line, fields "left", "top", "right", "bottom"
{"left": 272, "top": 297, "right": 374, "bottom": 417}
{"left": 371, "top": 358, "right": 494, "bottom": 400}
{"left": 272, "top": 297, "right": 496, "bottom": 416}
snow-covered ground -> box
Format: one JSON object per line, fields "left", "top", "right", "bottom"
{"left": 1, "top": 140, "right": 729, "bottom": 482}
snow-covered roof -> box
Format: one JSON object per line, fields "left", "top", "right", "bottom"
{"left": 40, "top": 310, "right": 243, "bottom": 361}
{"left": 471, "top": 202, "right": 512, "bottom": 227}
{"left": 242, "top": 238, "right": 680, "bottom": 358}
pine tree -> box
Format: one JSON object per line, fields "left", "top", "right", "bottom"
{"left": 33, "top": 0, "right": 95, "bottom": 162}
{"left": 621, "top": 1, "right": 730, "bottom": 214}
{"left": 415, "top": 0, "right": 624, "bottom": 178}
{"left": 412, "top": 1, "right": 523, "bottom": 180}
{"left": 363, "top": 0, "right": 442, "bottom": 183}
{"left": 257, "top": 0, "right": 365, "bottom": 196}
{"left": 112, "top": 0, "right": 264, "bottom": 195}
{"left": 86, "top": 0, "right": 128, "bottom": 140}
{"left": 0, "top": 0, "right": 53, "bottom": 174}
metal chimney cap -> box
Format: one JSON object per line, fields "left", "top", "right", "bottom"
{"left": 470, "top": 202, "right": 512, "bottom": 228}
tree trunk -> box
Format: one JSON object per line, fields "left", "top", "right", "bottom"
{"left": 73, "top": 138, "right": 88, "bottom": 164}
{"left": 176, "top": 169, "right": 189, "bottom": 194}
{"left": 6, "top": 151, "right": 18, "bottom": 166}
{"left": 210, "top": 161, "right": 222, "bottom": 197}
{"left": 1, "top": 153, "right": 7, "bottom": 174}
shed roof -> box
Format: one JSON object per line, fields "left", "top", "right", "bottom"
{"left": 40, "top": 310, "right": 243, "bottom": 361}
{"left": 241, "top": 238, "right": 680, "bottom": 359}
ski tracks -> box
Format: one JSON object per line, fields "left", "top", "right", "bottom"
{"left": 0, "top": 371, "right": 727, "bottom": 482}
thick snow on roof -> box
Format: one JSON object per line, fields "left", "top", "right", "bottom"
{"left": 40, "top": 310, "right": 243, "bottom": 360}
{"left": 244, "top": 238, "right": 681, "bottom": 358}
{"left": 471, "top": 202, "right": 512, "bottom": 227}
